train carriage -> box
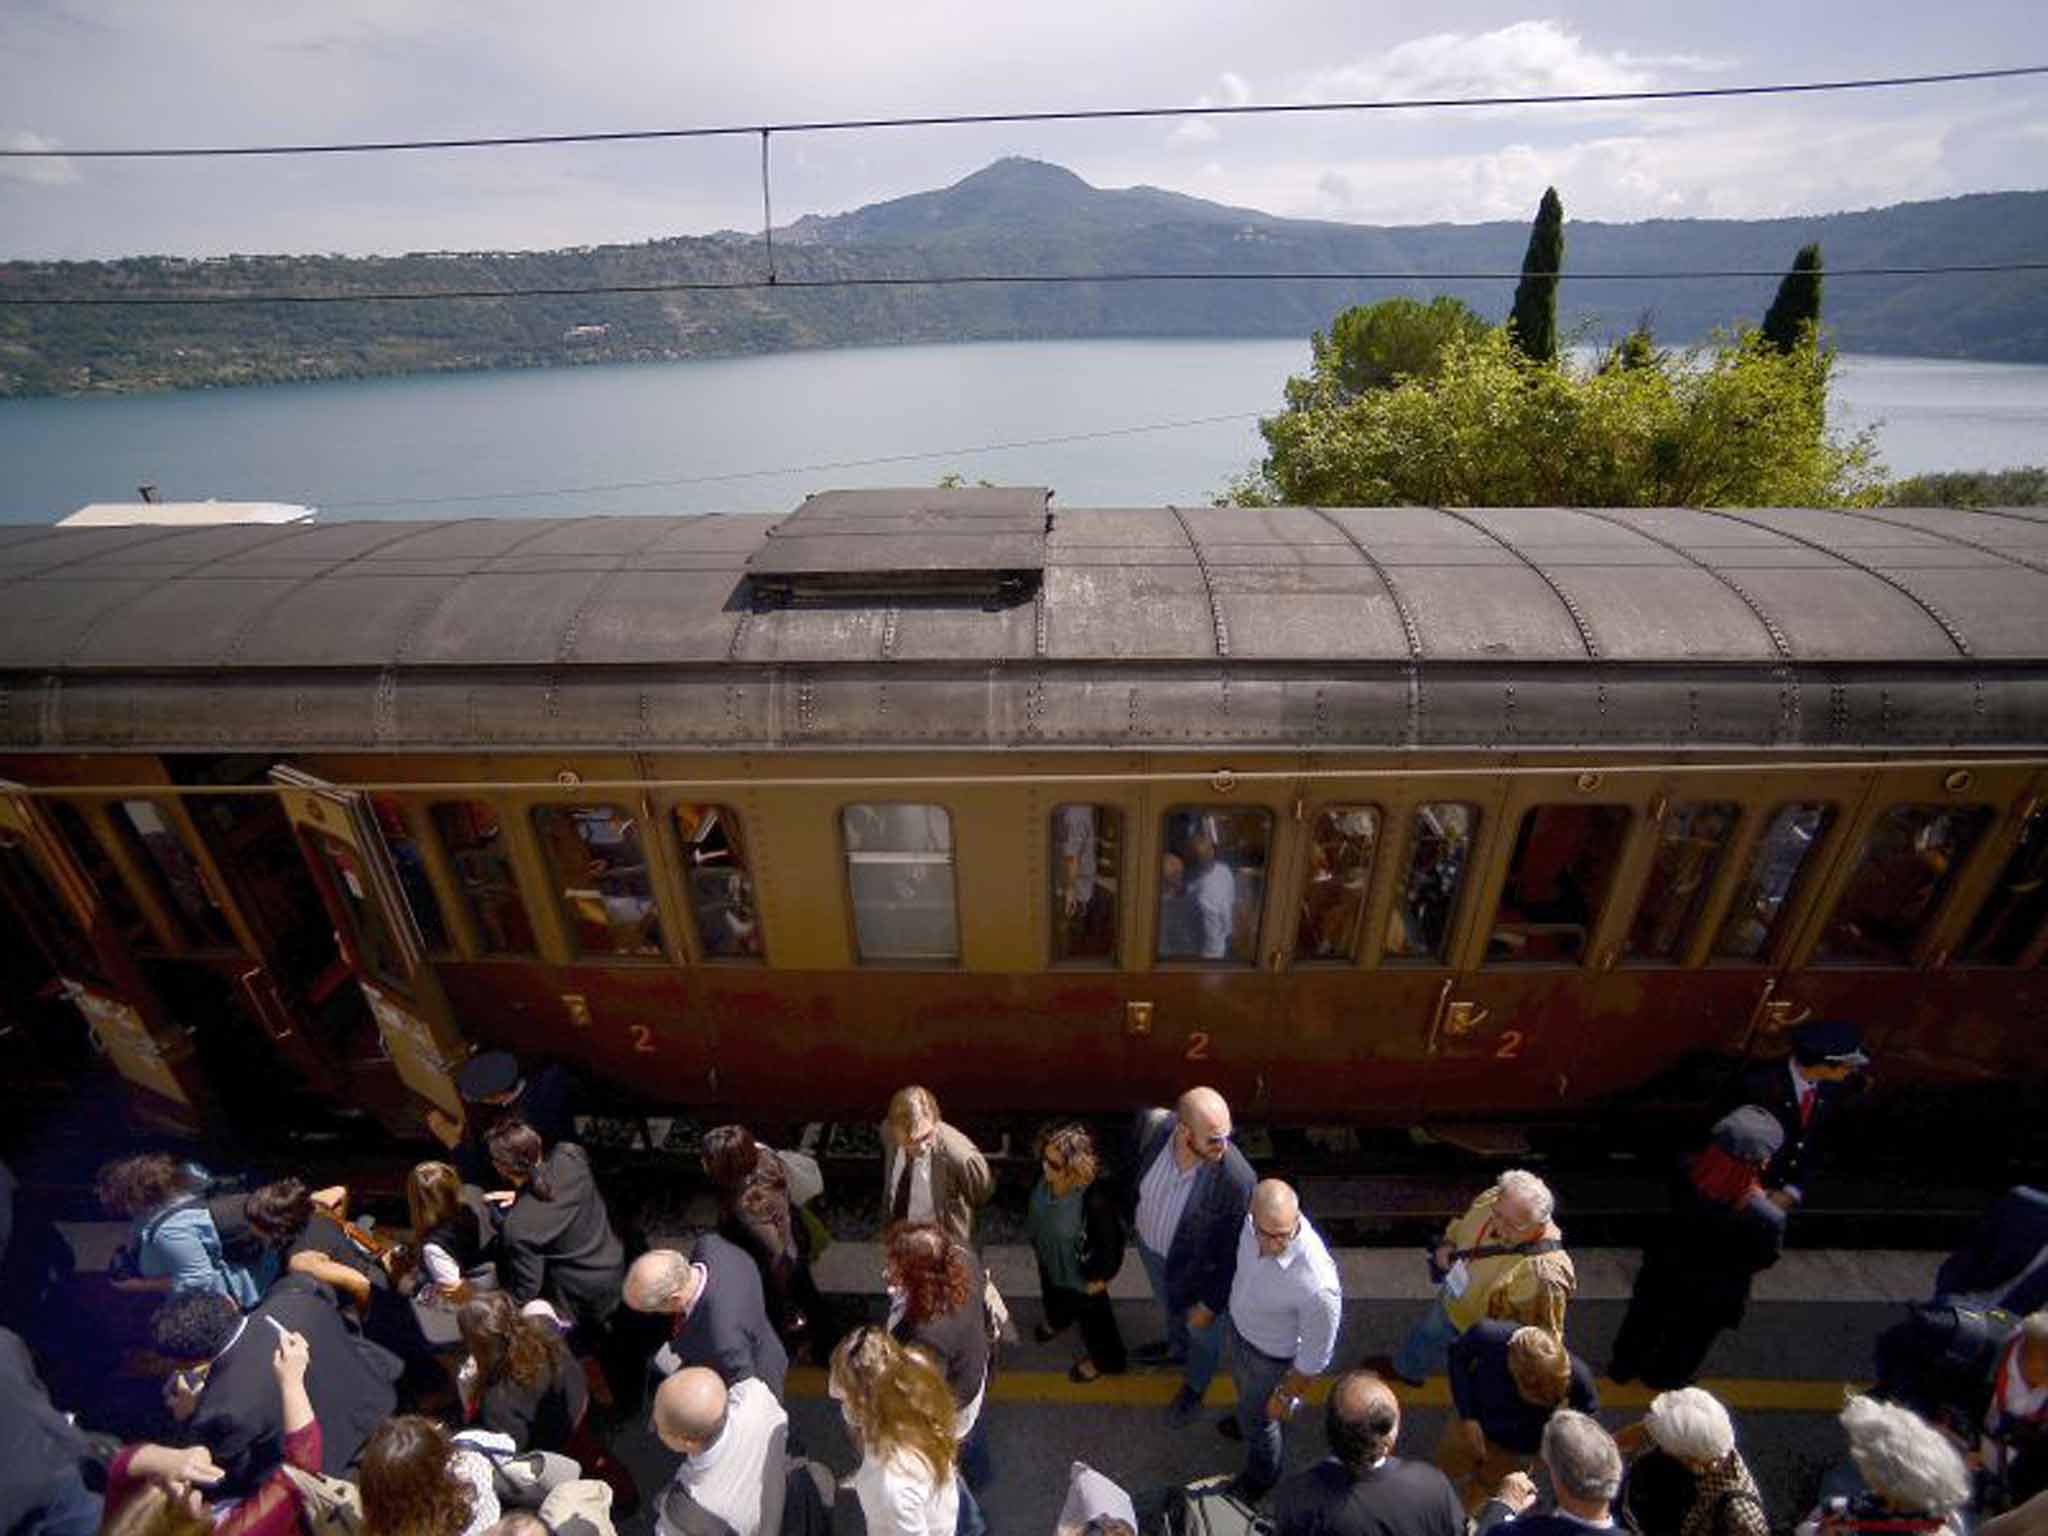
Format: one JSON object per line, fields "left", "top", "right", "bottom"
{"left": 0, "top": 489, "right": 2044, "bottom": 1151}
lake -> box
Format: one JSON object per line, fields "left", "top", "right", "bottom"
{"left": 3, "top": 339, "right": 2045, "bottom": 524}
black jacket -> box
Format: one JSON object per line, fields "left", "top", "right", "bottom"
{"left": 1271, "top": 1456, "right": 1467, "bottom": 1536}
{"left": 184, "top": 1274, "right": 400, "bottom": 1497}
{"left": 1639, "top": 1172, "right": 1788, "bottom": 1330}
{"left": 1734, "top": 1058, "right": 1844, "bottom": 1197}
{"left": 455, "top": 1063, "right": 578, "bottom": 1187}
{"left": 667, "top": 1231, "right": 790, "bottom": 1399}
{"left": 1124, "top": 1108, "right": 1255, "bottom": 1316}
{"left": 1474, "top": 1510, "right": 1605, "bottom": 1536}
{"left": 893, "top": 1249, "right": 990, "bottom": 1413}
{"left": 1447, "top": 1320, "right": 1600, "bottom": 1454}
{"left": 476, "top": 1331, "right": 590, "bottom": 1453}
{"left": 498, "top": 1143, "right": 625, "bottom": 1330}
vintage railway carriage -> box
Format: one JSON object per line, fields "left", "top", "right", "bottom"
{"left": 0, "top": 490, "right": 2045, "bottom": 1145}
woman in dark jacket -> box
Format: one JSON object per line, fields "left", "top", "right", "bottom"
{"left": 487, "top": 1119, "right": 624, "bottom": 1338}
{"left": 1024, "top": 1122, "right": 1127, "bottom": 1382}
{"left": 1609, "top": 1105, "right": 1789, "bottom": 1389}
{"left": 701, "top": 1124, "right": 832, "bottom": 1362}
{"left": 457, "top": 1290, "right": 588, "bottom": 1454}
{"left": 884, "top": 1221, "right": 992, "bottom": 1497}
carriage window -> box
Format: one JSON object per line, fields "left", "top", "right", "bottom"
{"left": 1488, "top": 805, "right": 1631, "bottom": 965}
{"left": 843, "top": 804, "right": 957, "bottom": 963}
{"left": 1959, "top": 805, "right": 2048, "bottom": 966}
{"left": 1385, "top": 803, "right": 1479, "bottom": 963}
{"left": 1714, "top": 803, "right": 1836, "bottom": 961}
{"left": 429, "top": 802, "right": 536, "bottom": 955}
{"left": 1157, "top": 807, "right": 1271, "bottom": 965}
{"left": 369, "top": 795, "right": 449, "bottom": 955}
{"left": 0, "top": 834, "right": 108, "bottom": 986}
{"left": 1626, "top": 803, "right": 1741, "bottom": 963}
{"left": 110, "top": 801, "right": 235, "bottom": 949}
{"left": 531, "top": 805, "right": 664, "bottom": 959}
{"left": 48, "top": 803, "right": 155, "bottom": 954}
{"left": 675, "top": 804, "right": 763, "bottom": 961}
{"left": 303, "top": 829, "right": 409, "bottom": 990}
{"left": 1051, "top": 805, "right": 1120, "bottom": 966}
{"left": 1297, "top": 807, "right": 1380, "bottom": 964}
{"left": 1815, "top": 804, "right": 1995, "bottom": 966}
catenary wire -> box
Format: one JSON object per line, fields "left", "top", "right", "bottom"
{"left": 2, "top": 65, "right": 2044, "bottom": 158}
{"left": 318, "top": 411, "right": 1268, "bottom": 509}
{"left": 5, "top": 261, "right": 2045, "bottom": 307}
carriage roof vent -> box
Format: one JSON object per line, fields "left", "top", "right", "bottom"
{"left": 746, "top": 487, "right": 1051, "bottom": 604}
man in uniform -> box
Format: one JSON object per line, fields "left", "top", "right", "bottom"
{"left": 432, "top": 1050, "right": 577, "bottom": 1188}
{"left": 1735, "top": 1019, "right": 1867, "bottom": 1211}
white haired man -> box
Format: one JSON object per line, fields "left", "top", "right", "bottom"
{"left": 1370, "top": 1170, "right": 1574, "bottom": 1388}
{"left": 1475, "top": 1410, "right": 1622, "bottom": 1536}
{"left": 1622, "top": 1388, "right": 1769, "bottom": 1536}
{"left": 1797, "top": 1395, "right": 1971, "bottom": 1536}
{"left": 625, "top": 1239, "right": 788, "bottom": 1401}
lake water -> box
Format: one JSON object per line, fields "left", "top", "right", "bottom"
{"left": 3, "top": 339, "right": 2045, "bottom": 524}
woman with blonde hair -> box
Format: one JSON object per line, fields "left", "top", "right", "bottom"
{"left": 1025, "top": 1122, "right": 1127, "bottom": 1382}
{"left": 1440, "top": 1320, "right": 1599, "bottom": 1513}
{"left": 830, "top": 1325, "right": 961, "bottom": 1536}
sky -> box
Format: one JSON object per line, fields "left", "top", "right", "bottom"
{"left": 3, "top": 1, "right": 2046, "bottom": 261}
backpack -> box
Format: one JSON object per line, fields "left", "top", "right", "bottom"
{"left": 1164, "top": 1476, "right": 1273, "bottom": 1536}
{"left": 280, "top": 1464, "right": 366, "bottom": 1536}
{"left": 1875, "top": 1302, "right": 2019, "bottom": 1430}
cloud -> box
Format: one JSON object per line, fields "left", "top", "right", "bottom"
{"left": 0, "top": 129, "right": 78, "bottom": 185}
{"left": 1167, "top": 71, "right": 1253, "bottom": 148}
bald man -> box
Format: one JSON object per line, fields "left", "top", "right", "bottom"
{"left": 1128, "top": 1089, "right": 1257, "bottom": 1428}
{"left": 1270, "top": 1372, "right": 1465, "bottom": 1536}
{"left": 653, "top": 1366, "right": 790, "bottom": 1536}
{"left": 1224, "top": 1180, "right": 1344, "bottom": 1501}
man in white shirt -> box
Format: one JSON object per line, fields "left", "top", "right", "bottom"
{"left": 1223, "top": 1180, "right": 1344, "bottom": 1501}
{"left": 654, "top": 1367, "right": 789, "bottom": 1536}
{"left": 1185, "top": 834, "right": 1238, "bottom": 960}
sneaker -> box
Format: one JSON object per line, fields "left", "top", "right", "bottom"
{"left": 1165, "top": 1385, "right": 1203, "bottom": 1429}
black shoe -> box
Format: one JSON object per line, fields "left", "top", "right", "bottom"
{"left": 1034, "top": 1320, "right": 1066, "bottom": 1344}
{"left": 1165, "top": 1386, "right": 1203, "bottom": 1429}
{"left": 1132, "top": 1340, "right": 1173, "bottom": 1364}
{"left": 1217, "top": 1415, "right": 1243, "bottom": 1441}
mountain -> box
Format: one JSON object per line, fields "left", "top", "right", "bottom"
{"left": 3, "top": 158, "right": 2046, "bottom": 396}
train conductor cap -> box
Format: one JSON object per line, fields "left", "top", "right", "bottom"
{"left": 456, "top": 1050, "right": 523, "bottom": 1104}
{"left": 1789, "top": 1019, "right": 1870, "bottom": 1069}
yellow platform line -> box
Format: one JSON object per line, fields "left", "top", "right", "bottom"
{"left": 785, "top": 1367, "right": 1863, "bottom": 1415}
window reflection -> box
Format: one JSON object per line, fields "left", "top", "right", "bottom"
{"left": 111, "top": 801, "right": 234, "bottom": 949}
{"left": 1489, "top": 804, "right": 1631, "bottom": 965}
{"left": 843, "top": 804, "right": 957, "bottom": 962}
{"left": 1959, "top": 806, "right": 2048, "bottom": 966}
{"left": 1386, "top": 803, "right": 1478, "bottom": 963}
{"left": 532, "top": 805, "right": 663, "bottom": 959}
{"left": 429, "top": 801, "right": 536, "bottom": 955}
{"left": 369, "top": 795, "right": 449, "bottom": 954}
{"left": 1626, "top": 803, "right": 1740, "bottom": 963}
{"left": 1714, "top": 803, "right": 1835, "bottom": 962}
{"left": 1157, "top": 807, "right": 1271, "bottom": 964}
{"left": 675, "top": 804, "right": 763, "bottom": 961}
{"left": 1816, "top": 804, "right": 1994, "bottom": 965}
{"left": 309, "top": 830, "right": 409, "bottom": 989}
{"left": 1296, "top": 807, "right": 1379, "bottom": 963}
{"left": 1051, "top": 805, "right": 1120, "bottom": 965}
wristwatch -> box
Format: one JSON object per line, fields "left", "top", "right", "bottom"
{"left": 1283, "top": 1393, "right": 1303, "bottom": 1415}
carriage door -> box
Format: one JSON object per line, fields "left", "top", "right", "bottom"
{"left": 268, "top": 767, "right": 469, "bottom": 1122}
{"left": 0, "top": 784, "right": 205, "bottom": 1117}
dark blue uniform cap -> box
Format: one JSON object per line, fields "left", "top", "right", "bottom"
{"left": 1790, "top": 1018, "right": 1870, "bottom": 1067}
{"left": 455, "top": 1049, "right": 521, "bottom": 1102}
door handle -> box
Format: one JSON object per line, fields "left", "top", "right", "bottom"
{"left": 238, "top": 967, "right": 296, "bottom": 1043}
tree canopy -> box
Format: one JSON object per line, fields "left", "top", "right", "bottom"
{"left": 1297, "top": 296, "right": 1492, "bottom": 403}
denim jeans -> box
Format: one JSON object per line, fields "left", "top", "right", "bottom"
{"left": 1138, "top": 1241, "right": 1227, "bottom": 1396}
{"left": 1392, "top": 1294, "right": 1461, "bottom": 1382}
{"left": 1227, "top": 1321, "right": 1294, "bottom": 1501}
{"left": 957, "top": 1479, "right": 989, "bottom": 1536}
{"left": 959, "top": 1413, "right": 993, "bottom": 1491}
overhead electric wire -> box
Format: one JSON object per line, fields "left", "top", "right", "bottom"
{"left": 318, "top": 410, "right": 1268, "bottom": 509}
{"left": 2, "top": 64, "right": 2045, "bottom": 158}
{"left": 6, "top": 261, "right": 2047, "bottom": 307}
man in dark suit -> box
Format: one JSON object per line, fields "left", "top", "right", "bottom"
{"left": 624, "top": 1236, "right": 789, "bottom": 1401}
{"left": 1270, "top": 1371, "right": 1465, "bottom": 1536}
{"left": 1126, "top": 1087, "right": 1257, "bottom": 1428}
{"left": 1474, "top": 1411, "right": 1621, "bottom": 1536}
{"left": 151, "top": 1275, "right": 400, "bottom": 1497}
{"left": 1734, "top": 1019, "right": 1868, "bottom": 1210}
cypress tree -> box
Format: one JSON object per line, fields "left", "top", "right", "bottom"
{"left": 1509, "top": 186, "right": 1565, "bottom": 363}
{"left": 1762, "top": 243, "right": 1825, "bottom": 353}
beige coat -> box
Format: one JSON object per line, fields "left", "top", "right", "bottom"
{"left": 878, "top": 1120, "right": 993, "bottom": 1247}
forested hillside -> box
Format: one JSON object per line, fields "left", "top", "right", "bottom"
{"left": 3, "top": 158, "right": 2044, "bottom": 396}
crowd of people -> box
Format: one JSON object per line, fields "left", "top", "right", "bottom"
{"left": 1, "top": 1022, "right": 2046, "bottom": 1536}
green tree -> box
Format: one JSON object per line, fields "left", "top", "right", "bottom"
{"left": 1225, "top": 325, "right": 1882, "bottom": 509}
{"left": 1509, "top": 187, "right": 1565, "bottom": 363}
{"left": 1299, "top": 296, "right": 1492, "bottom": 402}
{"left": 1761, "top": 243, "right": 1825, "bottom": 354}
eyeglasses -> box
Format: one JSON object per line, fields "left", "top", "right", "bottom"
{"left": 1255, "top": 1221, "right": 1299, "bottom": 1244}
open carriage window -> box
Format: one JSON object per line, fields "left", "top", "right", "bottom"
{"left": 1958, "top": 803, "right": 2048, "bottom": 966}
{"left": 1296, "top": 807, "right": 1379, "bottom": 964}
{"left": 1156, "top": 807, "right": 1271, "bottom": 965}
{"left": 47, "top": 803, "right": 155, "bottom": 954}
{"left": 1051, "top": 805, "right": 1121, "bottom": 966}
{"left": 109, "top": 800, "right": 235, "bottom": 949}
{"left": 430, "top": 802, "right": 536, "bottom": 956}
{"left": 1815, "top": 804, "right": 1994, "bottom": 966}
{"left": 531, "top": 805, "right": 664, "bottom": 959}
{"left": 1625, "top": 803, "right": 1740, "bottom": 964}
{"left": 1714, "top": 803, "right": 1835, "bottom": 962}
{"left": 675, "top": 804, "right": 764, "bottom": 961}
{"left": 1385, "top": 803, "right": 1479, "bottom": 964}
{"left": 368, "top": 795, "right": 449, "bottom": 955}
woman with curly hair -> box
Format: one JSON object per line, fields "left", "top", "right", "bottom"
{"left": 830, "top": 1325, "right": 961, "bottom": 1536}
{"left": 98, "top": 1154, "right": 265, "bottom": 1307}
{"left": 883, "top": 1222, "right": 992, "bottom": 1503}
{"left": 701, "top": 1124, "right": 831, "bottom": 1361}
{"left": 358, "top": 1415, "right": 499, "bottom": 1536}
{"left": 457, "top": 1290, "right": 588, "bottom": 1454}
{"left": 1025, "top": 1122, "right": 1127, "bottom": 1382}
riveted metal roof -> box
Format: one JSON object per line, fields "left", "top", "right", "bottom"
{"left": 1, "top": 496, "right": 2046, "bottom": 753}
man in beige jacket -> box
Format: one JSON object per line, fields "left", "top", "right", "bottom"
{"left": 879, "top": 1085, "right": 993, "bottom": 1248}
